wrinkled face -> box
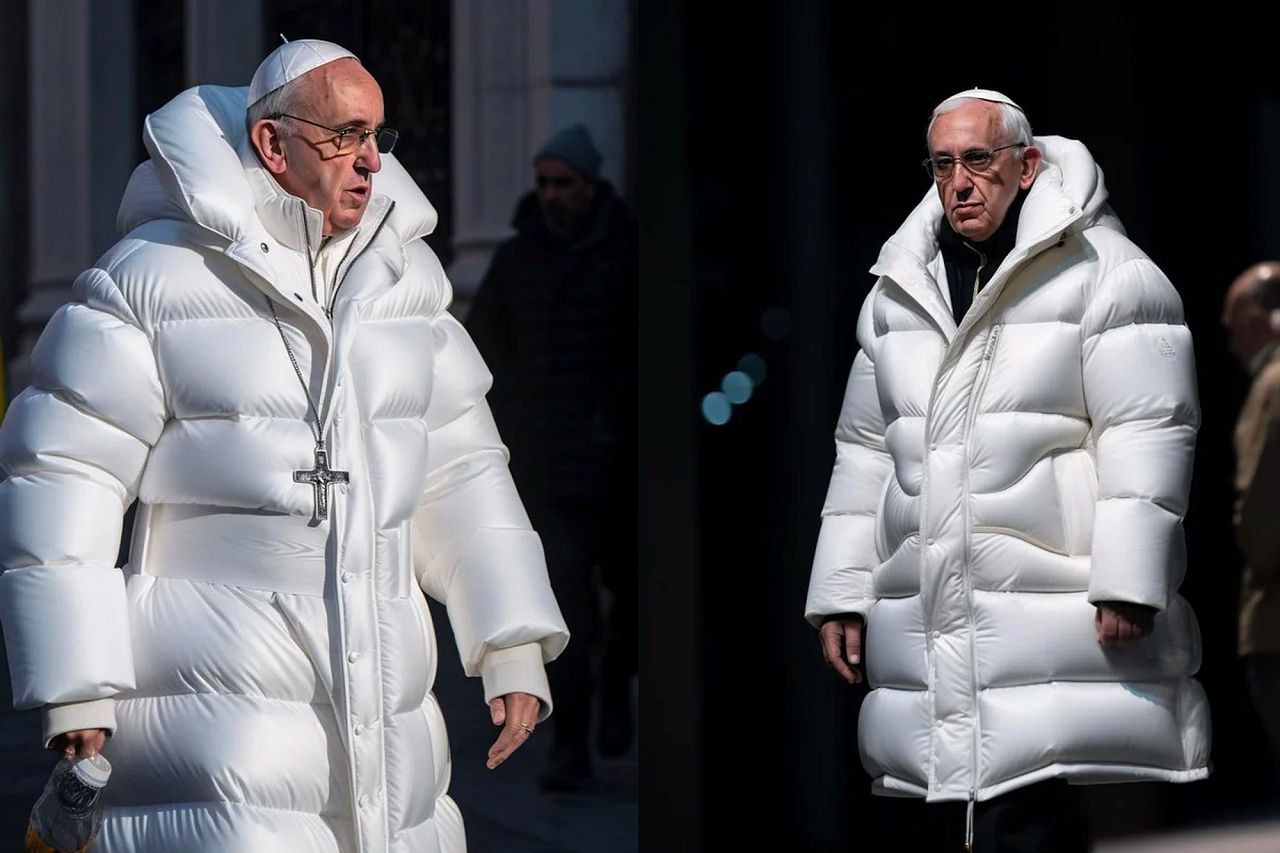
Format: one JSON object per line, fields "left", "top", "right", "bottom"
{"left": 534, "top": 158, "right": 596, "bottom": 240}
{"left": 928, "top": 101, "right": 1040, "bottom": 242}
{"left": 270, "top": 59, "right": 385, "bottom": 235}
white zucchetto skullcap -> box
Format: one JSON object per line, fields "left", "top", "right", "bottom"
{"left": 937, "top": 87, "right": 1025, "bottom": 113}
{"left": 248, "top": 38, "right": 359, "bottom": 105}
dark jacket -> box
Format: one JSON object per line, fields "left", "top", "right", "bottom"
{"left": 466, "top": 181, "right": 637, "bottom": 505}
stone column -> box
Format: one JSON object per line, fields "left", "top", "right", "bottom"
{"left": 547, "top": 0, "right": 630, "bottom": 192}
{"left": 448, "top": 0, "right": 550, "bottom": 309}
{"left": 15, "top": 0, "right": 135, "bottom": 390}
{"left": 184, "top": 0, "right": 264, "bottom": 88}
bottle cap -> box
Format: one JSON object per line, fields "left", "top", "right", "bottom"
{"left": 69, "top": 754, "right": 111, "bottom": 788}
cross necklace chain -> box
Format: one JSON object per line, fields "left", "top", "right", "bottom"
{"left": 263, "top": 202, "right": 393, "bottom": 522}
{"left": 267, "top": 296, "right": 349, "bottom": 522}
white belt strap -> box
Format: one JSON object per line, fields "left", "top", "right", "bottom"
{"left": 135, "top": 504, "right": 331, "bottom": 597}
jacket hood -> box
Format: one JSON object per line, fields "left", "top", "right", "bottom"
{"left": 117, "top": 85, "right": 438, "bottom": 246}
{"left": 873, "top": 135, "right": 1123, "bottom": 280}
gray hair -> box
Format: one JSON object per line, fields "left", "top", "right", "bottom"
{"left": 245, "top": 77, "right": 308, "bottom": 135}
{"left": 926, "top": 98, "right": 1033, "bottom": 157}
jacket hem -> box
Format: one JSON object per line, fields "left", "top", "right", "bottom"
{"left": 872, "top": 761, "right": 1211, "bottom": 803}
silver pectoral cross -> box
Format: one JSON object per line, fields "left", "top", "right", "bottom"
{"left": 294, "top": 443, "right": 350, "bottom": 521}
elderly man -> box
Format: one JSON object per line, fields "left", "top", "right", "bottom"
{"left": 0, "top": 39, "right": 567, "bottom": 852}
{"left": 805, "top": 88, "right": 1209, "bottom": 850}
{"left": 1224, "top": 262, "right": 1280, "bottom": 791}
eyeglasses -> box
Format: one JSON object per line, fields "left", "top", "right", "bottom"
{"left": 922, "top": 143, "right": 1025, "bottom": 181}
{"left": 272, "top": 113, "right": 400, "bottom": 154}
{"left": 536, "top": 175, "right": 578, "bottom": 189}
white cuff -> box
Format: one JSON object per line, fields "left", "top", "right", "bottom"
{"left": 480, "top": 642, "right": 552, "bottom": 722}
{"left": 41, "top": 697, "right": 117, "bottom": 748}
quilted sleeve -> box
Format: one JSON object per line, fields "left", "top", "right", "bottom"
{"left": 805, "top": 287, "right": 895, "bottom": 626}
{"left": 0, "top": 267, "right": 166, "bottom": 711}
{"left": 1081, "top": 257, "right": 1199, "bottom": 611}
{"left": 410, "top": 253, "right": 568, "bottom": 686}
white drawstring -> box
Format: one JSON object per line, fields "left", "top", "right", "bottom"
{"left": 964, "top": 796, "right": 975, "bottom": 852}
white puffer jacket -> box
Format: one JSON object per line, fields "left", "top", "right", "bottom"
{"left": 0, "top": 85, "right": 568, "bottom": 852}
{"left": 805, "top": 137, "right": 1210, "bottom": 803}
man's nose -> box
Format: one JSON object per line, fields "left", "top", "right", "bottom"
{"left": 356, "top": 142, "right": 382, "bottom": 174}
{"left": 950, "top": 165, "right": 974, "bottom": 192}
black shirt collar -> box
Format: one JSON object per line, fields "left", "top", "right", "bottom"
{"left": 936, "top": 188, "right": 1028, "bottom": 324}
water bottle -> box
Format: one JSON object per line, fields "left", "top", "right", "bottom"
{"left": 24, "top": 753, "right": 111, "bottom": 852}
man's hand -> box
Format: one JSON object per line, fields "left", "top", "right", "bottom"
{"left": 48, "top": 728, "right": 107, "bottom": 761}
{"left": 486, "top": 692, "right": 541, "bottom": 770}
{"left": 819, "top": 614, "right": 865, "bottom": 685}
{"left": 1095, "top": 601, "right": 1157, "bottom": 647}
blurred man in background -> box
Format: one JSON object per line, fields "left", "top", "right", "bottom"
{"left": 467, "top": 124, "right": 637, "bottom": 791}
{"left": 1224, "top": 261, "right": 1280, "bottom": 793}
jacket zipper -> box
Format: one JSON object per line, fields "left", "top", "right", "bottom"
{"left": 965, "top": 325, "right": 1002, "bottom": 436}
{"left": 335, "top": 202, "right": 395, "bottom": 849}
{"left": 294, "top": 199, "right": 396, "bottom": 847}
{"left": 290, "top": 201, "right": 397, "bottom": 429}
{"left": 297, "top": 200, "right": 396, "bottom": 322}
{"left": 964, "top": 241, "right": 987, "bottom": 310}
{"left": 920, "top": 239, "right": 1027, "bottom": 810}
{"left": 914, "top": 221, "right": 1075, "bottom": 847}
{"left": 328, "top": 201, "right": 396, "bottom": 321}
{"left": 326, "top": 236, "right": 360, "bottom": 320}
{"left": 300, "top": 204, "right": 320, "bottom": 304}
{"left": 961, "top": 322, "right": 1000, "bottom": 851}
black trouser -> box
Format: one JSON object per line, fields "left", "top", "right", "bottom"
{"left": 598, "top": 490, "right": 638, "bottom": 715}
{"left": 876, "top": 781, "right": 1091, "bottom": 852}
{"left": 530, "top": 502, "right": 600, "bottom": 755}
{"left": 972, "top": 781, "right": 1091, "bottom": 852}
{"left": 1246, "top": 653, "right": 1280, "bottom": 800}
{"left": 529, "top": 496, "right": 637, "bottom": 760}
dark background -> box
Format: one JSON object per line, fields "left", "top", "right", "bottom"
{"left": 642, "top": 4, "right": 1279, "bottom": 849}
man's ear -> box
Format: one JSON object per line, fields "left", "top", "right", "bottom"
{"left": 1019, "top": 146, "right": 1042, "bottom": 190}
{"left": 250, "top": 119, "right": 288, "bottom": 176}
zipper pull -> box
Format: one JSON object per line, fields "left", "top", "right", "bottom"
{"left": 982, "top": 325, "right": 1002, "bottom": 360}
{"left": 964, "top": 789, "right": 976, "bottom": 852}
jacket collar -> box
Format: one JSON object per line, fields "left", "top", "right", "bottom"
{"left": 238, "top": 136, "right": 396, "bottom": 278}
{"left": 239, "top": 138, "right": 328, "bottom": 256}
{"left": 122, "top": 85, "right": 439, "bottom": 292}
{"left": 870, "top": 135, "right": 1121, "bottom": 339}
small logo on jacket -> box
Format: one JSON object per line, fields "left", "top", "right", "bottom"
{"left": 1157, "top": 336, "right": 1176, "bottom": 358}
